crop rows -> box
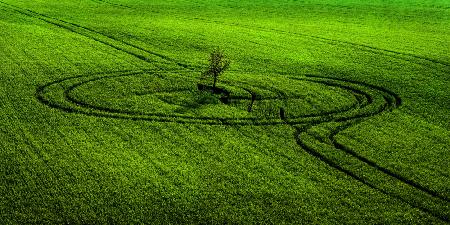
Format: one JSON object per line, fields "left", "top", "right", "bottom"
{"left": 1, "top": 0, "right": 448, "bottom": 222}
{"left": 35, "top": 69, "right": 449, "bottom": 221}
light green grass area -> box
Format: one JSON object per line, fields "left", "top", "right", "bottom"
{"left": 0, "top": 0, "right": 449, "bottom": 223}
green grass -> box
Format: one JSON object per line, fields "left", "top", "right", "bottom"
{"left": 0, "top": 0, "right": 449, "bottom": 223}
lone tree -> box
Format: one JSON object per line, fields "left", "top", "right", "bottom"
{"left": 202, "top": 48, "right": 230, "bottom": 91}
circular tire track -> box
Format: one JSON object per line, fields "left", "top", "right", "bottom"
{"left": 6, "top": 0, "right": 444, "bottom": 221}
{"left": 37, "top": 70, "right": 366, "bottom": 125}
{"left": 36, "top": 70, "right": 449, "bottom": 221}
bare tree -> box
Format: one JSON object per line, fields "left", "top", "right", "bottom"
{"left": 202, "top": 48, "right": 230, "bottom": 91}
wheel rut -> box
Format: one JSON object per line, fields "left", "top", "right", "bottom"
{"left": 2, "top": 1, "right": 447, "bottom": 222}
{"left": 0, "top": 1, "right": 197, "bottom": 70}
{"left": 89, "top": 0, "right": 131, "bottom": 9}
{"left": 36, "top": 70, "right": 449, "bottom": 221}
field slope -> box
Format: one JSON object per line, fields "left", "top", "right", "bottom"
{"left": 0, "top": 0, "right": 449, "bottom": 224}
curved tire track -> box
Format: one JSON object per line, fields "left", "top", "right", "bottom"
{"left": 35, "top": 71, "right": 449, "bottom": 221}
{"left": 37, "top": 71, "right": 364, "bottom": 125}
{"left": 5, "top": 1, "right": 447, "bottom": 221}
{"left": 293, "top": 76, "right": 449, "bottom": 222}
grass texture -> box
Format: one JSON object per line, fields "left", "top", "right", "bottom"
{"left": 0, "top": 0, "right": 449, "bottom": 223}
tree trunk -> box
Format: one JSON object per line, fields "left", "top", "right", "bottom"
{"left": 213, "top": 74, "right": 217, "bottom": 89}
{"left": 280, "top": 107, "right": 285, "bottom": 120}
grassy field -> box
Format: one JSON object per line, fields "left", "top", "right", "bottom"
{"left": 0, "top": 0, "right": 449, "bottom": 223}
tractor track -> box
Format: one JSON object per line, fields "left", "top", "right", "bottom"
{"left": 293, "top": 76, "right": 449, "bottom": 222}
{"left": 83, "top": 0, "right": 449, "bottom": 70}
{"left": 0, "top": 1, "right": 197, "bottom": 70}
{"left": 173, "top": 17, "right": 450, "bottom": 71}
{"left": 2, "top": 1, "right": 448, "bottom": 222}
{"left": 89, "top": 0, "right": 131, "bottom": 9}
{"left": 36, "top": 71, "right": 366, "bottom": 125}
{"left": 36, "top": 70, "right": 449, "bottom": 221}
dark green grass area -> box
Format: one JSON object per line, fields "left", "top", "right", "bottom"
{"left": 0, "top": 0, "right": 449, "bottom": 224}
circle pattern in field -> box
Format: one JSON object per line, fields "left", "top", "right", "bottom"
{"left": 38, "top": 71, "right": 450, "bottom": 222}
{"left": 36, "top": 70, "right": 399, "bottom": 125}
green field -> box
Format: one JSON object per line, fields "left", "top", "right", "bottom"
{"left": 0, "top": 0, "right": 449, "bottom": 223}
